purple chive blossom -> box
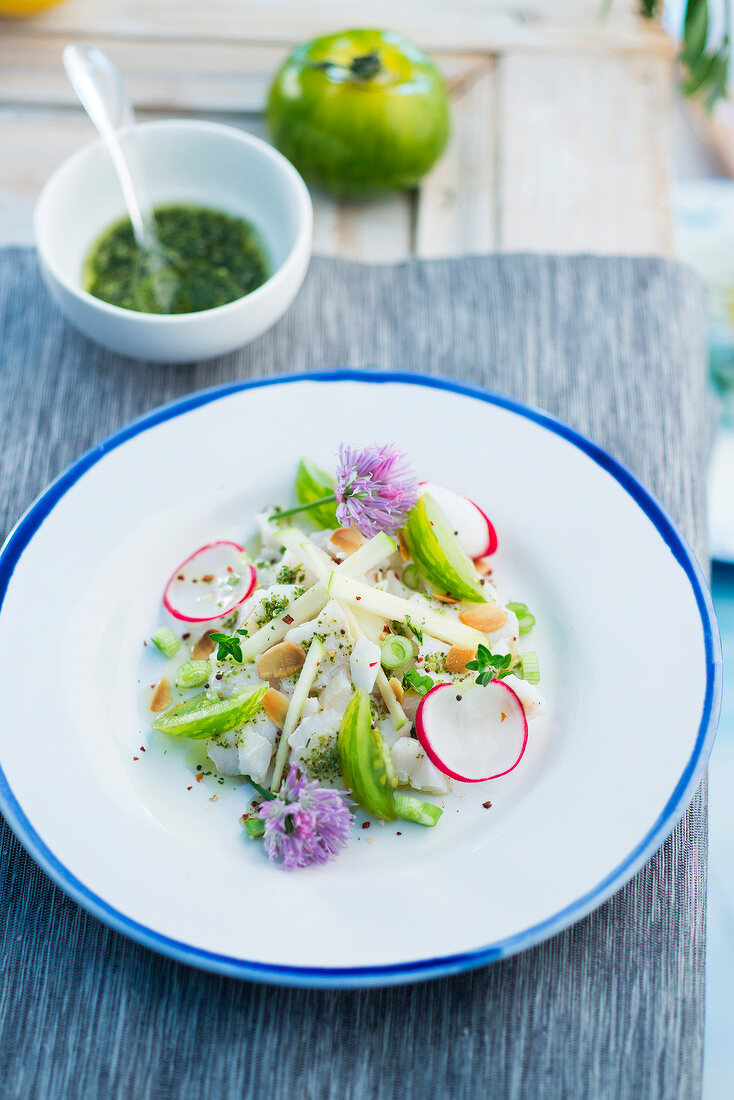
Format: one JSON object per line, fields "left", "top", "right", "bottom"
{"left": 334, "top": 443, "right": 418, "bottom": 538}
{"left": 258, "top": 766, "right": 354, "bottom": 870}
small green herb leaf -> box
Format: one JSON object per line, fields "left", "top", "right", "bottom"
{"left": 466, "top": 648, "right": 513, "bottom": 687}
{"left": 404, "top": 614, "right": 423, "bottom": 646}
{"left": 210, "top": 631, "right": 243, "bottom": 664}
{"left": 402, "top": 668, "right": 434, "bottom": 696}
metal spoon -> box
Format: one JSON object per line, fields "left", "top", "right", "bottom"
{"left": 63, "top": 42, "right": 182, "bottom": 313}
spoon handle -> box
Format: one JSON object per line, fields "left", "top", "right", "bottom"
{"left": 62, "top": 43, "right": 156, "bottom": 253}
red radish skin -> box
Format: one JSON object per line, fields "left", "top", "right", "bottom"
{"left": 163, "top": 541, "right": 256, "bottom": 623}
{"left": 415, "top": 680, "right": 528, "bottom": 783}
{"left": 418, "top": 481, "right": 498, "bottom": 558}
{"left": 472, "top": 501, "right": 498, "bottom": 556}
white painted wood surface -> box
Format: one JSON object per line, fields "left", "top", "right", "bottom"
{"left": 0, "top": 0, "right": 674, "bottom": 256}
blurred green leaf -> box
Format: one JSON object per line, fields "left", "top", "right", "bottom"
{"left": 682, "top": 0, "right": 709, "bottom": 69}
{"left": 634, "top": 0, "right": 730, "bottom": 108}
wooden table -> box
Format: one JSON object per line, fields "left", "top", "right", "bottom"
{"left": 0, "top": 0, "right": 674, "bottom": 258}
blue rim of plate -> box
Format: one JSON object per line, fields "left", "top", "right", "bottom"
{"left": 0, "top": 369, "right": 722, "bottom": 988}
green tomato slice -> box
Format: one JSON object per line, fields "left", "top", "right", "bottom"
{"left": 153, "top": 683, "right": 268, "bottom": 740}
{"left": 403, "top": 492, "right": 485, "bottom": 603}
{"left": 295, "top": 457, "right": 339, "bottom": 529}
{"left": 338, "top": 689, "right": 398, "bottom": 820}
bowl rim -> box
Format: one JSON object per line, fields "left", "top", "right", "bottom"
{"left": 33, "top": 118, "right": 313, "bottom": 325}
{"left": 0, "top": 369, "right": 722, "bottom": 987}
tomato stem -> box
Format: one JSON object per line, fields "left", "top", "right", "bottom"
{"left": 311, "top": 51, "right": 382, "bottom": 83}
{"left": 349, "top": 51, "right": 381, "bottom": 81}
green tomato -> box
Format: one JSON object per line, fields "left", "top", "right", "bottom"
{"left": 404, "top": 493, "right": 485, "bottom": 604}
{"left": 338, "top": 689, "right": 398, "bottom": 820}
{"left": 153, "top": 684, "right": 268, "bottom": 740}
{"left": 266, "top": 28, "right": 451, "bottom": 199}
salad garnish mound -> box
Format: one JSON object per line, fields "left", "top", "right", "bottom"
{"left": 146, "top": 443, "right": 545, "bottom": 869}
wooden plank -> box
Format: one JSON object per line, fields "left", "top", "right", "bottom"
{"left": 415, "top": 63, "right": 496, "bottom": 257}
{"left": 0, "top": 110, "right": 91, "bottom": 245}
{"left": 12, "top": 0, "right": 674, "bottom": 56}
{"left": 312, "top": 193, "right": 413, "bottom": 261}
{"left": 0, "top": 106, "right": 415, "bottom": 260}
{"left": 0, "top": 107, "right": 261, "bottom": 245}
{"left": 0, "top": 33, "right": 487, "bottom": 111}
{"left": 496, "top": 51, "right": 674, "bottom": 255}
{"left": 0, "top": 36, "right": 288, "bottom": 113}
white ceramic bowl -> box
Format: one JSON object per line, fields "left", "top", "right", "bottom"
{"left": 0, "top": 373, "right": 720, "bottom": 985}
{"left": 34, "top": 120, "right": 313, "bottom": 363}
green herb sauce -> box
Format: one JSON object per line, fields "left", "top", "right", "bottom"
{"left": 84, "top": 204, "right": 268, "bottom": 314}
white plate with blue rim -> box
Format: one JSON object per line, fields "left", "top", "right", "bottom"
{"left": 0, "top": 370, "right": 721, "bottom": 987}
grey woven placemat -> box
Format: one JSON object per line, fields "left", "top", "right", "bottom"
{"left": 0, "top": 248, "right": 711, "bottom": 1099}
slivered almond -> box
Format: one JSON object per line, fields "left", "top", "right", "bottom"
{"left": 430, "top": 590, "right": 460, "bottom": 604}
{"left": 397, "top": 530, "right": 410, "bottom": 561}
{"left": 192, "top": 629, "right": 217, "bottom": 660}
{"left": 445, "top": 646, "right": 476, "bottom": 674}
{"left": 388, "top": 676, "right": 404, "bottom": 703}
{"left": 458, "top": 605, "right": 507, "bottom": 633}
{"left": 475, "top": 558, "right": 493, "bottom": 577}
{"left": 257, "top": 641, "right": 306, "bottom": 679}
{"left": 262, "top": 688, "right": 290, "bottom": 729}
{"left": 329, "top": 527, "right": 364, "bottom": 554}
{"left": 150, "top": 676, "right": 171, "bottom": 712}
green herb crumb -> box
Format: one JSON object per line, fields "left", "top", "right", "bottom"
{"left": 276, "top": 564, "right": 306, "bottom": 585}
{"left": 256, "top": 594, "right": 290, "bottom": 626}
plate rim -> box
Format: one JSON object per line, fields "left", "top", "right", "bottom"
{"left": 0, "top": 368, "right": 722, "bottom": 988}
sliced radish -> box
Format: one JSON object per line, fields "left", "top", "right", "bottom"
{"left": 415, "top": 680, "right": 527, "bottom": 783}
{"left": 163, "top": 541, "right": 256, "bottom": 623}
{"left": 419, "top": 482, "right": 497, "bottom": 558}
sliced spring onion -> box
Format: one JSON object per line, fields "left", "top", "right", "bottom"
{"left": 380, "top": 634, "right": 414, "bottom": 671}
{"left": 507, "top": 601, "right": 536, "bottom": 635}
{"left": 175, "top": 660, "right": 211, "bottom": 689}
{"left": 520, "top": 651, "right": 540, "bottom": 684}
{"left": 151, "top": 627, "right": 180, "bottom": 658}
{"left": 244, "top": 817, "right": 265, "bottom": 839}
{"left": 394, "top": 794, "right": 443, "bottom": 827}
{"left": 401, "top": 564, "right": 421, "bottom": 590}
